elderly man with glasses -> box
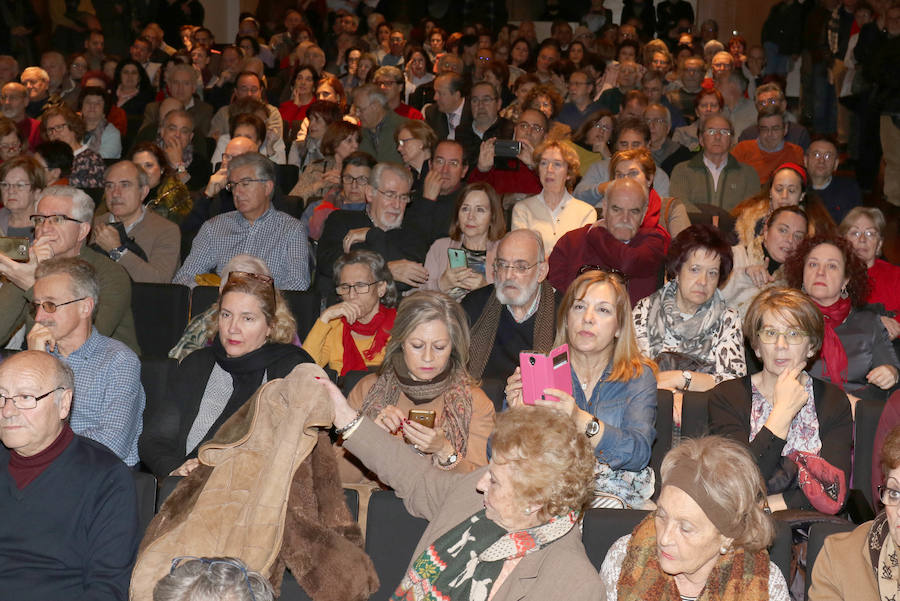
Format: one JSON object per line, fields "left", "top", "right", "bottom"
{"left": 373, "top": 66, "right": 423, "bottom": 120}
{"left": 0, "top": 185, "right": 139, "bottom": 354}
{"left": 174, "top": 152, "right": 311, "bottom": 291}
{"left": 0, "top": 349, "right": 140, "bottom": 600}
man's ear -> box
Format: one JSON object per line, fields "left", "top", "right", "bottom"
{"left": 80, "top": 296, "right": 95, "bottom": 319}
{"left": 57, "top": 388, "right": 73, "bottom": 421}
{"left": 77, "top": 221, "right": 91, "bottom": 245}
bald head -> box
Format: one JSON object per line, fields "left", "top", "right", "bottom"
{"left": 603, "top": 178, "right": 648, "bottom": 242}
{"left": 1, "top": 82, "right": 28, "bottom": 120}
{"left": 222, "top": 136, "right": 257, "bottom": 169}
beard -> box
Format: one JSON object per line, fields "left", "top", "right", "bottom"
{"left": 494, "top": 276, "right": 540, "bottom": 307}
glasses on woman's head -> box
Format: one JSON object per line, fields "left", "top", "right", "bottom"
{"left": 577, "top": 264, "right": 629, "bottom": 284}
{"left": 170, "top": 557, "right": 256, "bottom": 601}
{"left": 225, "top": 270, "right": 275, "bottom": 304}
{"left": 757, "top": 327, "right": 808, "bottom": 345}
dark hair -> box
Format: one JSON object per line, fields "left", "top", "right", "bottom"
{"left": 229, "top": 112, "right": 266, "bottom": 143}
{"left": 236, "top": 70, "right": 265, "bottom": 92}
{"left": 306, "top": 99, "right": 345, "bottom": 125}
{"left": 321, "top": 120, "right": 360, "bottom": 156}
{"left": 523, "top": 83, "right": 563, "bottom": 118}
{"left": 236, "top": 34, "right": 260, "bottom": 56}
{"left": 341, "top": 150, "right": 376, "bottom": 175}
{"left": 35, "top": 140, "right": 74, "bottom": 176}
{"left": 404, "top": 45, "right": 433, "bottom": 74}
{"left": 616, "top": 39, "right": 640, "bottom": 61}
{"left": 113, "top": 58, "right": 153, "bottom": 98}
{"left": 766, "top": 205, "right": 808, "bottom": 230}
{"left": 78, "top": 85, "right": 112, "bottom": 114}
{"left": 666, "top": 224, "right": 734, "bottom": 286}
{"left": 130, "top": 141, "right": 173, "bottom": 177}
{"left": 613, "top": 115, "right": 650, "bottom": 145}
{"left": 783, "top": 234, "right": 871, "bottom": 308}
{"left": 509, "top": 37, "right": 535, "bottom": 69}
{"left": 573, "top": 109, "right": 615, "bottom": 147}
{"left": 448, "top": 182, "right": 506, "bottom": 242}
{"left": 436, "top": 71, "right": 466, "bottom": 97}
{"left": 566, "top": 41, "right": 589, "bottom": 65}
{"left": 291, "top": 64, "right": 320, "bottom": 88}
{"left": 40, "top": 105, "right": 86, "bottom": 142}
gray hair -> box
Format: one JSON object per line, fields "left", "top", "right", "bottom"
{"left": 353, "top": 83, "right": 388, "bottom": 108}
{"left": 35, "top": 257, "right": 100, "bottom": 316}
{"left": 755, "top": 82, "right": 785, "bottom": 102}
{"left": 21, "top": 66, "right": 49, "bottom": 83}
{"left": 703, "top": 39, "right": 725, "bottom": 55}
{"left": 227, "top": 152, "right": 276, "bottom": 185}
{"left": 644, "top": 102, "right": 671, "bottom": 127}
{"left": 105, "top": 161, "right": 149, "bottom": 188}
{"left": 370, "top": 161, "right": 413, "bottom": 191}
{"left": 839, "top": 206, "right": 886, "bottom": 238}
{"left": 373, "top": 65, "right": 403, "bottom": 84}
{"left": 38, "top": 185, "right": 95, "bottom": 223}
{"left": 501, "top": 228, "right": 546, "bottom": 263}
{"left": 168, "top": 62, "right": 199, "bottom": 85}
{"left": 333, "top": 249, "right": 399, "bottom": 307}
{"left": 699, "top": 112, "right": 733, "bottom": 135}
{"left": 606, "top": 176, "right": 649, "bottom": 209}
{"left": 162, "top": 108, "right": 194, "bottom": 129}
{"left": 152, "top": 557, "right": 274, "bottom": 601}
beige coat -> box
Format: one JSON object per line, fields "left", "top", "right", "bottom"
{"left": 343, "top": 419, "right": 605, "bottom": 601}
{"left": 808, "top": 521, "right": 879, "bottom": 601}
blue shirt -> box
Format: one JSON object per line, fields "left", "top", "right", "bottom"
{"left": 557, "top": 100, "right": 607, "bottom": 131}
{"left": 174, "top": 206, "right": 311, "bottom": 290}
{"left": 56, "top": 327, "right": 145, "bottom": 466}
{"left": 573, "top": 363, "right": 657, "bottom": 471}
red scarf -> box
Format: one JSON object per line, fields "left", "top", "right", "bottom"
{"left": 340, "top": 305, "right": 396, "bottom": 376}
{"left": 815, "top": 297, "right": 851, "bottom": 389}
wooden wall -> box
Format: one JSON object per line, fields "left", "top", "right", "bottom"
{"left": 695, "top": 0, "right": 782, "bottom": 46}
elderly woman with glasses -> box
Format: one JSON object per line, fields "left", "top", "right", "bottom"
{"left": 506, "top": 269, "right": 658, "bottom": 508}
{"left": 40, "top": 105, "right": 105, "bottom": 189}
{"left": 142, "top": 264, "right": 313, "bottom": 479}
{"left": 840, "top": 207, "right": 900, "bottom": 340}
{"left": 0, "top": 155, "right": 45, "bottom": 239}
{"left": 708, "top": 287, "right": 852, "bottom": 513}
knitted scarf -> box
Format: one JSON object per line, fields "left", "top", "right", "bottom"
{"left": 644, "top": 280, "right": 724, "bottom": 372}
{"left": 814, "top": 297, "right": 851, "bottom": 389}
{"left": 867, "top": 511, "right": 900, "bottom": 601}
{"left": 617, "top": 515, "right": 770, "bottom": 601}
{"left": 359, "top": 354, "right": 473, "bottom": 460}
{"left": 392, "top": 508, "right": 579, "bottom": 601}
{"left": 340, "top": 304, "right": 396, "bottom": 376}
{"left": 468, "top": 281, "right": 557, "bottom": 380}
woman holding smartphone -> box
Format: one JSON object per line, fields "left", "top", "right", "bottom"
{"left": 505, "top": 270, "right": 658, "bottom": 508}
{"left": 423, "top": 183, "right": 506, "bottom": 301}
{"left": 337, "top": 290, "right": 495, "bottom": 484}
{"left": 708, "top": 287, "right": 852, "bottom": 513}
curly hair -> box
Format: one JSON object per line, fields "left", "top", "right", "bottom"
{"left": 665, "top": 224, "right": 734, "bottom": 287}
{"left": 0, "top": 155, "right": 47, "bottom": 189}
{"left": 523, "top": 83, "right": 564, "bottom": 118}
{"left": 491, "top": 406, "right": 596, "bottom": 522}
{"left": 332, "top": 249, "right": 399, "bottom": 308}
{"left": 210, "top": 267, "right": 297, "bottom": 345}
{"left": 573, "top": 109, "right": 615, "bottom": 147}
{"left": 783, "top": 234, "right": 870, "bottom": 308}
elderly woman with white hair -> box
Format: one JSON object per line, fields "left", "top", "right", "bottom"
{"left": 154, "top": 557, "right": 274, "bottom": 601}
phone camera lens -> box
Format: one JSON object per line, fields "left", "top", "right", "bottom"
{"left": 529, "top": 356, "right": 536, "bottom": 366}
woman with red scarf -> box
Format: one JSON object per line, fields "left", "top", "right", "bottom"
{"left": 304, "top": 250, "right": 398, "bottom": 389}
{"left": 785, "top": 234, "right": 900, "bottom": 409}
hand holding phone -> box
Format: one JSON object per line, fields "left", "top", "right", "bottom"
{"left": 447, "top": 248, "right": 467, "bottom": 269}
{"left": 520, "top": 345, "right": 573, "bottom": 405}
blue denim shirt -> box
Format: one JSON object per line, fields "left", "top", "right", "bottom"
{"left": 573, "top": 363, "right": 657, "bottom": 471}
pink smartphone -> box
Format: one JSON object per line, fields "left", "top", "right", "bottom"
{"left": 519, "top": 344, "right": 572, "bottom": 405}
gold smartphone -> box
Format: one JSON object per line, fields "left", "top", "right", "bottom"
{"left": 408, "top": 409, "right": 436, "bottom": 429}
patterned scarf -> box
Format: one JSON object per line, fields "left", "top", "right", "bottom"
{"left": 84, "top": 117, "right": 109, "bottom": 155}
{"left": 340, "top": 304, "right": 396, "bottom": 376}
{"left": 749, "top": 375, "right": 822, "bottom": 456}
{"left": 467, "top": 281, "right": 556, "bottom": 380}
{"left": 644, "top": 280, "right": 725, "bottom": 371}
{"left": 392, "top": 508, "right": 579, "bottom": 601}
{"left": 815, "top": 297, "right": 851, "bottom": 389}
{"left": 867, "top": 511, "right": 900, "bottom": 601}
{"left": 617, "top": 515, "right": 770, "bottom": 601}
{"left": 359, "top": 355, "right": 473, "bottom": 460}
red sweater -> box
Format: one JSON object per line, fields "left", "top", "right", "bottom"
{"left": 868, "top": 259, "right": 900, "bottom": 314}
{"left": 467, "top": 159, "right": 542, "bottom": 195}
{"left": 7, "top": 423, "right": 74, "bottom": 489}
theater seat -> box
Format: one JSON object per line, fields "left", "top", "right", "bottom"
{"left": 189, "top": 285, "right": 218, "bottom": 319}
{"left": 805, "top": 521, "right": 856, "bottom": 597}
{"left": 364, "top": 490, "right": 428, "bottom": 599}
{"left": 582, "top": 508, "right": 650, "bottom": 570}
{"left": 132, "top": 470, "right": 157, "bottom": 535}
{"left": 131, "top": 283, "right": 190, "bottom": 358}
{"left": 282, "top": 290, "right": 321, "bottom": 340}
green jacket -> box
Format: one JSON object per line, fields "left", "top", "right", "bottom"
{"left": 669, "top": 152, "right": 761, "bottom": 212}
{"left": 358, "top": 109, "right": 409, "bottom": 164}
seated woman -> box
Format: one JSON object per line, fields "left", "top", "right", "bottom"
{"left": 279, "top": 65, "right": 318, "bottom": 125}
{"left": 0, "top": 118, "right": 23, "bottom": 162}
{"left": 721, "top": 206, "right": 808, "bottom": 318}
{"left": 211, "top": 103, "right": 287, "bottom": 165}
{"left": 600, "top": 436, "right": 790, "bottom": 600}
{"left": 39, "top": 104, "right": 105, "bottom": 189}
{"left": 130, "top": 142, "right": 192, "bottom": 224}
{"left": 287, "top": 99, "right": 344, "bottom": 170}
{"left": 304, "top": 250, "right": 398, "bottom": 382}
{"left": 570, "top": 109, "right": 615, "bottom": 175}
{"left": 338, "top": 291, "right": 495, "bottom": 482}
{"left": 506, "top": 270, "right": 658, "bottom": 508}
{"left": 142, "top": 269, "right": 312, "bottom": 478}
{"left": 113, "top": 59, "right": 154, "bottom": 118}
{"left": 809, "top": 424, "right": 900, "bottom": 599}
{"left": 511, "top": 140, "right": 595, "bottom": 253}
{"left": 0, "top": 155, "right": 44, "bottom": 239}
{"left": 784, "top": 234, "right": 900, "bottom": 404}
{"left": 499, "top": 73, "right": 540, "bottom": 123}
{"left": 672, "top": 88, "right": 723, "bottom": 151}
{"left": 731, "top": 162, "right": 834, "bottom": 249}
{"left": 79, "top": 86, "right": 121, "bottom": 159}
{"left": 841, "top": 207, "right": 900, "bottom": 340}
{"left": 155, "top": 557, "right": 274, "bottom": 601}
{"left": 395, "top": 119, "right": 437, "bottom": 197}
{"left": 289, "top": 120, "right": 359, "bottom": 203}
{"left": 423, "top": 183, "right": 505, "bottom": 301}
{"left": 634, "top": 224, "right": 746, "bottom": 392}
{"left": 708, "top": 287, "right": 853, "bottom": 512}
{"left": 523, "top": 83, "right": 571, "bottom": 140}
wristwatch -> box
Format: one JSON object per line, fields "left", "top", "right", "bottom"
{"left": 585, "top": 416, "right": 601, "bottom": 438}
{"left": 175, "top": 163, "right": 186, "bottom": 174}
{"left": 108, "top": 245, "right": 128, "bottom": 262}
{"left": 437, "top": 451, "right": 459, "bottom": 467}
{"left": 681, "top": 370, "right": 693, "bottom": 391}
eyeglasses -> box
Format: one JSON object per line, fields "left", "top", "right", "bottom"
{"left": 0, "top": 387, "right": 65, "bottom": 410}
{"left": 477, "top": 56, "right": 492, "bottom": 62}
{"left": 757, "top": 327, "right": 809, "bottom": 344}
{"left": 103, "top": 180, "right": 136, "bottom": 192}
{"left": 225, "top": 271, "right": 275, "bottom": 306}
{"left": 593, "top": 122, "right": 611, "bottom": 131}
{"left": 374, "top": 187, "right": 410, "bottom": 203}
{"left": 645, "top": 117, "right": 667, "bottom": 126}
{"left": 846, "top": 229, "right": 879, "bottom": 241}
{"left": 810, "top": 151, "right": 835, "bottom": 160}
{"left": 0, "top": 143, "right": 21, "bottom": 152}
{"left": 28, "top": 297, "right": 87, "bottom": 316}
{"left": 30, "top": 214, "right": 83, "bottom": 227}
{"left": 335, "top": 280, "right": 380, "bottom": 295}
{"left": 704, "top": 128, "right": 733, "bottom": 137}
{"left": 341, "top": 174, "right": 369, "bottom": 186}
{"left": 493, "top": 259, "right": 539, "bottom": 275}
{"left": 170, "top": 557, "right": 256, "bottom": 601}
{"left": 516, "top": 121, "right": 545, "bottom": 134}
{"left": 224, "top": 178, "right": 267, "bottom": 192}
{"left": 46, "top": 123, "right": 69, "bottom": 135}
{"left": 879, "top": 485, "right": 900, "bottom": 506}
{"left": 470, "top": 96, "right": 497, "bottom": 105}
{"left": 0, "top": 181, "right": 30, "bottom": 191}
{"left": 757, "top": 98, "right": 780, "bottom": 107}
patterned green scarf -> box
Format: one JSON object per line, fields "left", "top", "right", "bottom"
{"left": 392, "top": 508, "right": 579, "bottom": 601}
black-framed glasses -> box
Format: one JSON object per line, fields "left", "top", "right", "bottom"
{"left": 577, "top": 264, "right": 630, "bottom": 285}
{"left": 169, "top": 557, "right": 256, "bottom": 601}
{"left": 335, "top": 280, "right": 381, "bottom": 295}
{"left": 493, "top": 259, "right": 539, "bottom": 275}
{"left": 879, "top": 485, "right": 900, "bottom": 507}
{"left": 28, "top": 297, "right": 87, "bottom": 316}
{"left": 224, "top": 178, "right": 268, "bottom": 192}
{"left": 0, "top": 386, "right": 65, "bottom": 410}
{"left": 341, "top": 174, "right": 369, "bottom": 186}
{"left": 30, "top": 214, "right": 83, "bottom": 227}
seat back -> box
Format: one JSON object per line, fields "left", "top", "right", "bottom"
{"left": 806, "top": 521, "right": 856, "bottom": 597}
{"left": 275, "top": 164, "right": 300, "bottom": 197}
{"left": 650, "top": 390, "right": 674, "bottom": 497}
{"left": 131, "top": 283, "right": 190, "bottom": 358}
{"left": 582, "top": 508, "right": 650, "bottom": 570}
{"left": 769, "top": 519, "right": 793, "bottom": 583}
{"left": 680, "top": 390, "right": 710, "bottom": 439}
{"left": 282, "top": 290, "right": 321, "bottom": 340}
{"left": 365, "top": 490, "right": 428, "bottom": 599}
{"left": 189, "top": 285, "right": 219, "bottom": 319}
{"left": 132, "top": 470, "right": 158, "bottom": 535}
{"left": 854, "top": 397, "right": 885, "bottom": 511}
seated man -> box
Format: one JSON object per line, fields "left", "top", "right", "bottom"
{"left": 645, "top": 103, "right": 692, "bottom": 176}
{"left": 461, "top": 229, "right": 559, "bottom": 409}
{"left": 354, "top": 84, "right": 407, "bottom": 163}
{"left": 0, "top": 186, "right": 138, "bottom": 353}
{"left": 139, "top": 63, "right": 214, "bottom": 138}
{"left": 738, "top": 82, "right": 811, "bottom": 149}
{"left": 804, "top": 136, "right": 861, "bottom": 223}
{"left": 597, "top": 60, "right": 640, "bottom": 114}
{"left": 373, "top": 66, "right": 423, "bottom": 120}
{"left": 174, "top": 152, "right": 310, "bottom": 290}
{"left": 424, "top": 72, "right": 470, "bottom": 141}
{"left": 156, "top": 108, "right": 212, "bottom": 192}
{"left": 719, "top": 71, "right": 756, "bottom": 139}
{"left": 0, "top": 350, "right": 139, "bottom": 600}
{"left": 0, "top": 82, "right": 41, "bottom": 151}
{"left": 670, "top": 113, "right": 761, "bottom": 212}
{"left": 731, "top": 107, "right": 804, "bottom": 184}
{"left": 549, "top": 178, "right": 668, "bottom": 305}
{"left": 210, "top": 102, "right": 285, "bottom": 165}
{"left": 665, "top": 56, "right": 706, "bottom": 122}
{"left": 317, "top": 162, "right": 422, "bottom": 297}
{"left": 20, "top": 67, "right": 52, "bottom": 118}
{"left": 92, "top": 161, "right": 181, "bottom": 283}
{"left": 207, "top": 71, "right": 283, "bottom": 142}
{"left": 27, "top": 258, "right": 145, "bottom": 466}
{"left": 454, "top": 80, "right": 515, "bottom": 167}
{"left": 557, "top": 69, "right": 605, "bottom": 131}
